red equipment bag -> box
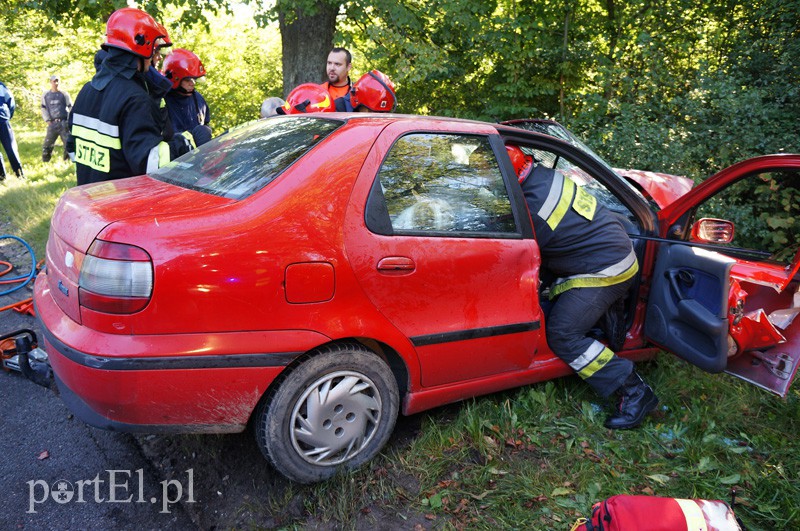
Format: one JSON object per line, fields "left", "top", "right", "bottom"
{"left": 570, "top": 495, "right": 744, "bottom": 531}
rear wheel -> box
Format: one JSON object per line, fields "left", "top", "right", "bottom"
{"left": 255, "top": 343, "right": 399, "bottom": 483}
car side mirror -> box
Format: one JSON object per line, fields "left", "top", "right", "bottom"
{"left": 691, "top": 218, "right": 734, "bottom": 244}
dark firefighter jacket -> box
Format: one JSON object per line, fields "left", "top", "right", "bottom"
{"left": 521, "top": 165, "right": 638, "bottom": 298}
{"left": 165, "top": 90, "right": 210, "bottom": 134}
{"left": 69, "top": 48, "right": 193, "bottom": 185}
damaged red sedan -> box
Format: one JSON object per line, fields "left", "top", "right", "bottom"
{"left": 34, "top": 114, "right": 800, "bottom": 483}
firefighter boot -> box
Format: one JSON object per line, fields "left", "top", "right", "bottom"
{"left": 604, "top": 371, "right": 658, "bottom": 429}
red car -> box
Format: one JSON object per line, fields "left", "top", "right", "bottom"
{"left": 34, "top": 114, "right": 800, "bottom": 483}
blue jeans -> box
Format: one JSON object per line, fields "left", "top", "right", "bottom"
{"left": 545, "top": 279, "right": 634, "bottom": 397}
{"left": 0, "top": 119, "right": 22, "bottom": 173}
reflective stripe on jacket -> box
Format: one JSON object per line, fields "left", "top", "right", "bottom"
{"left": 521, "top": 165, "right": 638, "bottom": 296}
{"left": 69, "top": 72, "right": 191, "bottom": 185}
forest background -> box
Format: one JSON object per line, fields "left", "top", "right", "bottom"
{"left": 1, "top": 1, "right": 799, "bottom": 529}
{"left": 2, "top": 0, "right": 798, "bottom": 181}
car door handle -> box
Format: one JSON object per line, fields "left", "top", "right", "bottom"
{"left": 376, "top": 256, "right": 416, "bottom": 274}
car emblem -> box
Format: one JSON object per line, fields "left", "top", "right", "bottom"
{"left": 65, "top": 251, "right": 74, "bottom": 268}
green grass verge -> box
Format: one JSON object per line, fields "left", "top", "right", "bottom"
{"left": 2, "top": 124, "right": 798, "bottom": 530}
{"left": 295, "top": 358, "right": 799, "bottom": 530}
{"left": 0, "top": 125, "right": 73, "bottom": 260}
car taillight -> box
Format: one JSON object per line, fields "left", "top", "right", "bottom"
{"left": 79, "top": 240, "right": 153, "bottom": 314}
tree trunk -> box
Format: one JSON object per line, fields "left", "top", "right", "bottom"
{"left": 278, "top": 1, "right": 339, "bottom": 98}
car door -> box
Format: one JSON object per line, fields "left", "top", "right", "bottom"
{"left": 347, "top": 122, "right": 542, "bottom": 388}
{"left": 646, "top": 154, "right": 800, "bottom": 396}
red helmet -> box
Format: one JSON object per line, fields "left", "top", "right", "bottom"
{"left": 162, "top": 49, "right": 207, "bottom": 90}
{"left": 351, "top": 70, "right": 396, "bottom": 112}
{"left": 279, "top": 83, "right": 334, "bottom": 114}
{"left": 155, "top": 22, "right": 172, "bottom": 49}
{"left": 506, "top": 145, "right": 533, "bottom": 183}
{"left": 103, "top": 8, "right": 168, "bottom": 59}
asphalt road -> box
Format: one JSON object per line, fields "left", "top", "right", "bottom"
{"left": 1, "top": 283, "right": 198, "bottom": 529}
{"left": 0, "top": 235, "right": 201, "bottom": 530}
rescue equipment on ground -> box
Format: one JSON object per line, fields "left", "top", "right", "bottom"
{"left": 0, "top": 234, "right": 37, "bottom": 298}
{"left": 569, "top": 493, "right": 744, "bottom": 531}
{"left": 1, "top": 329, "right": 51, "bottom": 387}
{"left": 1, "top": 235, "right": 51, "bottom": 386}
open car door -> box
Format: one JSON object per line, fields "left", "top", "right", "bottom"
{"left": 645, "top": 154, "right": 800, "bottom": 397}
{"left": 645, "top": 244, "right": 734, "bottom": 373}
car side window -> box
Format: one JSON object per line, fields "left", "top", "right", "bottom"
{"left": 375, "top": 133, "right": 517, "bottom": 235}
{"left": 692, "top": 170, "right": 800, "bottom": 263}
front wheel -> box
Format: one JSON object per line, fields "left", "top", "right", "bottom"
{"left": 255, "top": 343, "right": 399, "bottom": 484}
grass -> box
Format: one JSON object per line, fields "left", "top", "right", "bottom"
{"left": 0, "top": 125, "right": 73, "bottom": 260}
{"left": 2, "top": 123, "right": 798, "bottom": 530}
{"left": 295, "top": 360, "right": 798, "bottom": 530}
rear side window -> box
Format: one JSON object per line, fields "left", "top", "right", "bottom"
{"left": 151, "top": 116, "right": 342, "bottom": 200}
{"left": 371, "top": 133, "right": 517, "bottom": 235}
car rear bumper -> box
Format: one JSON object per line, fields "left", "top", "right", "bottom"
{"left": 34, "top": 273, "right": 330, "bottom": 431}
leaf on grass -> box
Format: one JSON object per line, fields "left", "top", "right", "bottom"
{"left": 428, "top": 493, "right": 443, "bottom": 508}
{"left": 647, "top": 474, "right": 671, "bottom": 485}
{"left": 720, "top": 474, "right": 741, "bottom": 485}
{"left": 551, "top": 487, "right": 573, "bottom": 497}
{"left": 470, "top": 491, "right": 492, "bottom": 500}
{"left": 489, "top": 467, "right": 508, "bottom": 476}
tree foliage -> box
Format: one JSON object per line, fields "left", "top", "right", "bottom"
{"left": 1, "top": 0, "right": 798, "bottom": 180}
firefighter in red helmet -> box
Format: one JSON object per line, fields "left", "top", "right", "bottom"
{"left": 68, "top": 7, "right": 197, "bottom": 185}
{"left": 162, "top": 49, "right": 212, "bottom": 144}
{"left": 505, "top": 144, "right": 533, "bottom": 183}
{"left": 507, "top": 142, "right": 659, "bottom": 430}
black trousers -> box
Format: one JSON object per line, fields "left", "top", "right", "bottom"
{"left": 545, "top": 279, "right": 634, "bottom": 397}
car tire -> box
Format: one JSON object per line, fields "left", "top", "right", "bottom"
{"left": 254, "top": 342, "right": 399, "bottom": 484}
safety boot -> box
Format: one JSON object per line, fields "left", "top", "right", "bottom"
{"left": 604, "top": 371, "right": 658, "bottom": 429}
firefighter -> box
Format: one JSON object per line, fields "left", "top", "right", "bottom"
{"left": 68, "top": 7, "right": 197, "bottom": 185}
{"left": 162, "top": 48, "right": 212, "bottom": 142}
{"left": 508, "top": 144, "right": 659, "bottom": 430}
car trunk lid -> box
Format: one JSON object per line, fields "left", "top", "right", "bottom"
{"left": 45, "top": 176, "right": 233, "bottom": 323}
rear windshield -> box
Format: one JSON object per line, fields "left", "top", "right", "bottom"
{"left": 151, "top": 116, "right": 343, "bottom": 200}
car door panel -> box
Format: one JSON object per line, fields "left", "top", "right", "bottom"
{"left": 654, "top": 155, "right": 800, "bottom": 395}
{"left": 645, "top": 244, "right": 734, "bottom": 372}
{"left": 347, "top": 126, "right": 543, "bottom": 388}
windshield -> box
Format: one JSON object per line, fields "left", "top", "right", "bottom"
{"left": 152, "top": 116, "right": 343, "bottom": 200}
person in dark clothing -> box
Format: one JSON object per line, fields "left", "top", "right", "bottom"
{"left": 41, "top": 75, "right": 73, "bottom": 162}
{"left": 68, "top": 7, "right": 196, "bottom": 186}
{"left": 508, "top": 144, "right": 659, "bottom": 430}
{"left": 162, "top": 49, "right": 212, "bottom": 145}
{"left": 0, "top": 80, "right": 24, "bottom": 180}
